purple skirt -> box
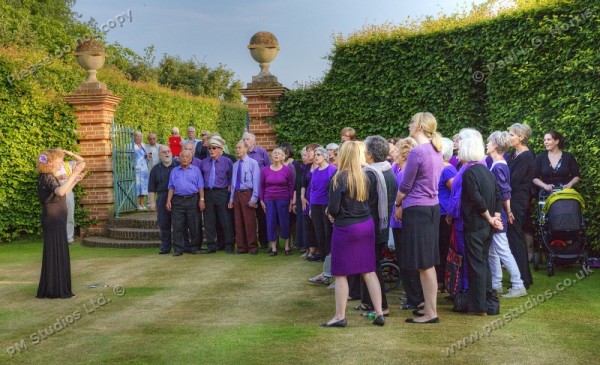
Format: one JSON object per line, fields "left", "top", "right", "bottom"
{"left": 331, "top": 218, "right": 376, "bottom": 276}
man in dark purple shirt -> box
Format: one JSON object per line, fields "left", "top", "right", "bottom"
{"left": 166, "top": 150, "right": 204, "bottom": 256}
{"left": 200, "top": 137, "right": 233, "bottom": 253}
{"left": 243, "top": 132, "right": 270, "bottom": 249}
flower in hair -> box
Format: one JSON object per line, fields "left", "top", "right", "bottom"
{"left": 38, "top": 154, "right": 48, "bottom": 164}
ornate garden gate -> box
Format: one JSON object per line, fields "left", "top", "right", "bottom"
{"left": 111, "top": 120, "right": 137, "bottom": 217}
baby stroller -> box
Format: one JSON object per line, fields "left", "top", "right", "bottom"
{"left": 533, "top": 187, "right": 588, "bottom": 276}
{"left": 380, "top": 245, "right": 401, "bottom": 292}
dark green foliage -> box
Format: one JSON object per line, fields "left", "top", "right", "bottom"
{"left": 274, "top": 0, "right": 600, "bottom": 249}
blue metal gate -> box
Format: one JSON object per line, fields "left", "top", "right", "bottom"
{"left": 111, "top": 120, "right": 137, "bottom": 217}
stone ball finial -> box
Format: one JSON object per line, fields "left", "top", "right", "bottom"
{"left": 248, "top": 31, "right": 279, "bottom": 82}
{"left": 75, "top": 39, "right": 106, "bottom": 83}
{"left": 248, "top": 32, "right": 280, "bottom": 50}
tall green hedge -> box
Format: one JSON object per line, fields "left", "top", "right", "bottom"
{"left": 274, "top": 0, "right": 600, "bottom": 249}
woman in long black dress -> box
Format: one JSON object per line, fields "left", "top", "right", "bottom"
{"left": 37, "top": 149, "right": 85, "bottom": 299}
{"left": 506, "top": 123, "right": 534, "bottom": 289}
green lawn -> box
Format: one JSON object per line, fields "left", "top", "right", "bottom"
{"left": 1, "top": 238, "right": 599, "bottom": 365}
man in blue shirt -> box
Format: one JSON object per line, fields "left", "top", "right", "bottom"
{"left": 200, "top": 137, "right": 233, "bottom": 254}
{"left": 228, "top": 140, "right": 261, "bottom": 254}
{"left": 166, "top": 150, "right": 204, "bottom": 256}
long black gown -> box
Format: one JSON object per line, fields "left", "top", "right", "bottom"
{"left": 36, "top": 173, "right": 74, "bottom": 299}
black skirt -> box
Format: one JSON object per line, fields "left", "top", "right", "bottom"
{"left": 400, "top": 205, "right": 440, "bottom": 270}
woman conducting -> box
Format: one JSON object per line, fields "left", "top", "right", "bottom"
{"left": 36, "top": 149, "right": 86, "bottom": 298}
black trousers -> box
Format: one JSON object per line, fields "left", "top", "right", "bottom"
{"left": 360, "top": 242, "right": 389, "bottom": 311}
{"left": 311, "top": 204, "right": 332, "bottom": 255}
{"left": 464, "top": 226, "right": 494, "bottom": 313}
{"left": 507, "top": 210, "right": 533, "bottom": 288}
{"left": 172, "top": 195, "right": 202, "bottom": 254}
{"left": 305, "top": 214, "right": 317, "bottom": 248}
{"left": 156, "top": 192, "right": 172, "bottom": 253}
{"left": 393, "top": 228, "right": 423, "bottom": 306}
{"left": 436, "top": 218, "right": 452, "bottom": 288}
{"left": 256, "top": 198, "right": 269, "bottom": 247}
{"left": 204, "top": 189, "right": 232, "bottom": 250}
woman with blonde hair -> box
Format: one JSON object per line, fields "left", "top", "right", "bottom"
{"left": 321, "top": 141, "right": 385, "bottom": 327}
{"left": 36, "top": 149, "right": 86, "bottom": 298}
{"left": 394, "top": 112, "right": 443, "bottom": 324}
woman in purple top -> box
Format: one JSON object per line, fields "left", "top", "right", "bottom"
{"left": 486, "top": 131, "right": 526, "bottom": 298}
{"left": 301, "top": 144, "right": 321, "bottom": 261}
{"left": 309, "top": 147, "right": 338, "bottom": 260}
{"left": 260, "top": 148, "right": 294, "bottom": 256}
{"left": 437, "top": 138, "right": 457, "bottom": 291}
{"left": 394, "top": 112, "right": 443, "bottom": 324}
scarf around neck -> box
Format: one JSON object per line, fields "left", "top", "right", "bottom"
{"left": 363, "top": 161, "right": 391, "bottom": 230}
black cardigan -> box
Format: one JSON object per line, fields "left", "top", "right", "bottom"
{"left": 461, "top": 164, "right": 502, "bottom": 233}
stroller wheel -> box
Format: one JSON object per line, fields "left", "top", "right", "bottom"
{"left": 547, "top": 263, "right": 555, "bottom": 277}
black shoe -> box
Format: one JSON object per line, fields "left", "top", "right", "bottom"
{"left": 320, "top": 319, "right": 347, "bottom": 328}
{"left": 401, "top": 304, "right": 417, "bottom": 310}
{"left": 189, "top": 250, "right": 201, "bottom": 255}
{"left": 405, "top": 317, "right": 439, "bottom": 324}
{"left": 159, "top": 251, "right": 170, "bottom": 255}
{"left": 200, "top": 249, "right": 217, "bottom": 254}
{"left": 269, "top": 251, "right": 278, "bottom": 256}
{"left": 412, "top": 309, "right": 425, "bottom": 317}
{"left": 372, "top": 315, "right": 385, "bottom": 326}
{"left": 173, "top": 252, "right": 183, "bottom": 257}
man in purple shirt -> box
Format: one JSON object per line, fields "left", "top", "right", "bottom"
{"left": 228, "top": 140, "right": 261, "bottom": 254}
{"left": 243, "top": 132, "right": 270, "bottom": 249}
{"left": 166, "top": 150, "right": 205, "bottom": 256}
{"left": 200, "top": 137, "right": 233, "bottom": 253}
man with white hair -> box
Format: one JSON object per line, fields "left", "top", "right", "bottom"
{"left": 149, "top": 145, "right": 179, "bottom": 254}
{"left": 145, "top": 133, "right": 161, "bottom": 170}
{"left": 184, "top": 126, "right": 201, "bottom": 150}
{"left": 243, "top": 132, "right": 271, "bottom": 249}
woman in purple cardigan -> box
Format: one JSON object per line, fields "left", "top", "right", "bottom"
{"left": 260, "top": 148, "right": 294, "bottom": 256}
{"left": 394, "top": 112, "right": 443, "bottom": 324}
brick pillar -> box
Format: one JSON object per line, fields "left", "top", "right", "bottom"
{"left": 64, "top": 83, "right": 121, "bottom": 235}
{"left": 240, "top": 87, "right": 287, "bottom": 152}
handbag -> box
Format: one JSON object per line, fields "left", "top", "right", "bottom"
{"left": 445, "top": 225, "right": 463, "bottom": 296}
{"left": 452, "top": 290, "right": 469, "bottom": 312}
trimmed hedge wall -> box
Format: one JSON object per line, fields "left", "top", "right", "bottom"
{"left": 274, "top": 0, "right": 600, "bottom": 249}
{"left": 0, "top": 48, "right": 246, "bottom": 242}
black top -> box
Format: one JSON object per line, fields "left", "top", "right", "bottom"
{"left": 148, "top": 161, "right": 180, "bottom": 193}
{"left": 461, "top": 164, "right": 502, "bottom": 233}
{"left": 195, "top": 144, "right": 208, "bottom": 160}
{"left": 327, "top": 171, "right": 371, "bottom": 227}
{"left": 533, "top": 151, "right": 580, "bottom": 186}
{"left": 366, "top": 168, "right": 396, "bottom": 244}
{"left": 507, "top": 150, "right": 535, "bottom": 213}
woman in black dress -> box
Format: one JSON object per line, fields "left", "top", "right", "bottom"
{"left": 37, "top": 149, "right": 85, "bottom": 299}
{"left": 506, "top": 123, "right": 534, "bottom": 289}
{"left": 532, "top": 130, "right": 580, "bottom": 192}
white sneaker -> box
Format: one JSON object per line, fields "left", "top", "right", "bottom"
{"left": 502, "top": 287, "right": 527, "bottom": 298}
{"left": 327, "top": 282, "right": 336, "bottom": 290}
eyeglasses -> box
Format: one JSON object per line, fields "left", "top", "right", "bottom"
{"left": 314, "top": 153, "right": 323, "bottom": 156}
{"left": 209, "top": 146, "right": 222, "bottom": 150}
